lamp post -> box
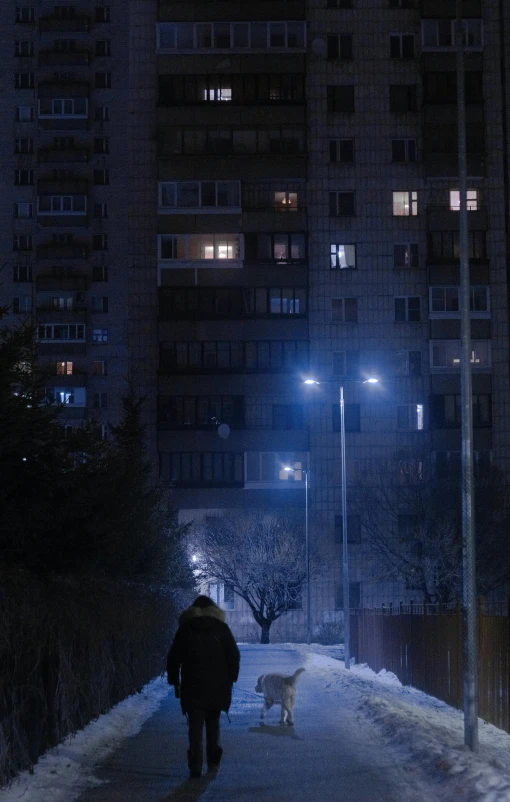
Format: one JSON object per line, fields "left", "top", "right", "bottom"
{"left": 304, "top": 377, "right": 379, "bottom": 670}
{"left": 284, "top": 466, "right": 310, "bottom": 644}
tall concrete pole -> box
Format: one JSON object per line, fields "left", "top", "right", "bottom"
{"left": 456, "top": 0, "right": 478, "bottom": 751}
{"left": 340, "top": 385, "right": 350, "bottom": 669}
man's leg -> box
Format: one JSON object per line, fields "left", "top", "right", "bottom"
{"left": 205, "top": 710, "right": 222, "bottom": 769}
{"left": 187, "top": 709, "right": 205, "bottom": 777}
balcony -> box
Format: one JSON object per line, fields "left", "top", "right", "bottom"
{"left": 38, "top": 147, "right": 89, "bottom": 165}
{"left": 39, "top": 15, "right": 90, "bottom": 33}
{"left": 36, "top": 274, "right": 88, "bottom": 291}
{"left": 427, "top": 204, "right": 487, "bottom": 231}
{"left": 37, "top": 244, "right": 89, "bottom": 261}
{"left": 424, "top": 153, "right": 485, "bottom": 179}
{"left": 39, "top": 50, "right": 90, "bottom": 67}
{"left": 37, "top": 307, "right": 87, "bottom": 323}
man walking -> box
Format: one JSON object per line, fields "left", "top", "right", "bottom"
{"left": 167, "top": 595, "right": 240, "bottom": 778}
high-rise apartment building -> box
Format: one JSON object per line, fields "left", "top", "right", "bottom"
{"left": 3, "top": 0, "right": 510, "bottom": 638}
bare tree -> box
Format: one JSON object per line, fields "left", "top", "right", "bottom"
{"left": 194, "top": 513, "right": 306, "bottom": 643}
{"left": 354, "top": 457, "right": 510, "bottom": 605}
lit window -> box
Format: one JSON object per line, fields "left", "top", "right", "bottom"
{"left": 274, "top": 191, "right": 298, "bottom": 210}
{"left": 56, "top": 361, "right": 73, "bottom": 375}
{"left": 330, "top": 244, "right": 356, "bottom": 269}
{"left": 449, "top": 189, "right": 478, "bottom": 211}
{"left": 393, "top": 191, "right": 418, "bottom": 216}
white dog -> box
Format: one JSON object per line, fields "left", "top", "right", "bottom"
{"left": 255, "top": 667, "right": 305, "bottom": 725}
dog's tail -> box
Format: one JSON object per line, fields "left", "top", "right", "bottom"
{"left": 287, "top": 667, "right": 306, "bottom": 686}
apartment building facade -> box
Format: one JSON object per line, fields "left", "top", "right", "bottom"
{"left": 3, "top": 0, "right": 510, "bottom": 638}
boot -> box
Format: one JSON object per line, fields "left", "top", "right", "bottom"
{"left": 187, "top": 749, "right": 201, "bottom": 779}
{"left": 207, "top": 746, "right": 223, "bottom": 772}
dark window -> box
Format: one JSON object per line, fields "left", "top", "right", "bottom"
{"left": 14, "top": 169, "right": 33, "bottom": 186}
{"left": 92, "top": 265, "right": 109, "bottom": 281}
{"left": 423, "top": 72, "right": 483, "bottom": 105}
{"left": 327, "top": 85, "right": 355, "bottom": 112}
{"left": 335, "top": 582, "right": 361, "bottom": 610}
{"left": 429, "top": 230, "right": 486, "bottom": 261}
{"left": 334, "top": 514, "right": 362, "bottom": 544}
{"left": 94, "top": 137, "right": 109, "bottom": 154}
{"left": 431, "top": 394, "right": 491, "bottom": 428}
{"left": 332, "top": 350, "right": 360, "bottom": 377}
{"left": 92, "top": 234, "right": 108, "bottom": 250}
{"left": 96, "top": 40, "right": 111, "bottom": 57}
{"left": 93, "top": 169, "right": 109, "bottom": 185}
{"left": 327, "top": 34, "right": 353, "bottom": 60}
{"left": 95, "top": 72, "right": 111, "bottom": 89}
{"left": 95, "top": 7, "right": 111, "bottom": 23}
{"left": 15, "top": 73, "right": 34, "bottom": 89}
{"left": 94, "top": 106, "right": 109, "bottom": 121}
{"left": 272, "top": 404, "right": 304, "bottom": 430}
{"left": 16, "top": 8, "right": 35, "bottom": 23}
{"left": 329, "top": 191, "right": 355, "bottom": 217}
{"left": 160, "top": 452, "right": 244, "bottom": 487}
{"left": 332, "top": 403, "right": 361, "bottom": 432}
{"left": 13, "top": 234, "right": 32, "bottom": 251}
{"left": 394, "top": 243, "right": 419, "bottom": 268}
{"left": 330, "top": 139, "right": 354, "bottom": 163}
{"left": 391, "top": 138, "right": 416, "bottom": 162}
{"left": 395, "top": 297, "right": 421, "bottom": 322}
{"left": 93, "top": 392, "right": 108, "bottom": 409}
{"left": 389, "top": 34, "right": 414, "bottom": 59}
{"left": 244, "top": 233, "right": 306, "bottom": 263}
{"left": 160, "top": 341, "right": 309, "bottom": 373}
{"left": 13, "top": 264, "right": 32, "bottom": 281}
{"left": 94, "top": 203, "right": 108, "bottom": 218}
{"left": 159, "top": 395, "right": 244, "bottom": 429}
{"left": 327, "top": 0, "right": 353, "bottom": 7}
{"left": 389, "top": 84, "right": 417, "bottom": 112}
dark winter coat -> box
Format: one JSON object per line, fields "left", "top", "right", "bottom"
{"left": 166, "top": 604, "right": 240, "bottom": 714}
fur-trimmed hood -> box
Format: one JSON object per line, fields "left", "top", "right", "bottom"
{"left": 179, "top": 604, "right": 226, "bottom": 626}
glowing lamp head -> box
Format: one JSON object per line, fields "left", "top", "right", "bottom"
{"left": 304, "top": 378, "right": 319, "bottom": 385}
{"left": 365, "top": 377, "right": 379, "bottom": 384}
{"left": 283, "top": 466, "right": 294, "bottom": 472}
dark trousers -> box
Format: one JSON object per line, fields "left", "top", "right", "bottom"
{"left": 187, "top": 709, "right": 222, "bottom": 773}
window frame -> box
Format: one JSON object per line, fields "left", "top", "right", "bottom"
{"left": 430, "top": 339, "right": 491, "bottom": 370}
{"left": 331, "top": 297, "right": 358, "bottom": 322}
{"left": 395, "top": 296, "right": 421, "bottom": 322}
{"left": 157, "top": 21, "right": 307, "bottom": 52}
{"left": 330, "top": 244, "right": 357, "bottom": 270}
{"left": 389, "top": 33, "right": 415, "bottom": 59}
{"left": 158, "top": 180, "right": 241, "bottom": 213}
{"left": 394, "top": 242, "right": 419, "bottom": 268}
{"left": 421, "top": 19, "right": 483, "bottom": 51}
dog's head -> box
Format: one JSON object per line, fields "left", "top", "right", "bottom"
{"left": 255, "top": 674, "right": 265, "bottom": 693}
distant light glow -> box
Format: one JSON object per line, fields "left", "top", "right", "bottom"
{"left": 191, "top": 554, "right": 198, "bottom": 563}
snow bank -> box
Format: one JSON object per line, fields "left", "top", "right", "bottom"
{"left": 0, "top": 676, "right": 169, "bottom": 802}
{"left": 302, "top": 648, "right": 510, "bottom": 802}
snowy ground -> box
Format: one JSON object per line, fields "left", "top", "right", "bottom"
{"left": 2, "top": 645, "right": 510, "bottom": 802}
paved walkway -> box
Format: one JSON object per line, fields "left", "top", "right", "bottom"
{"left": 76, "top": 645, "right": 427, "bottom": 802}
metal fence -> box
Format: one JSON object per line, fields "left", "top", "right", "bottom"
{"left": 351, "top": 600, "right": 510, "bottom": 735}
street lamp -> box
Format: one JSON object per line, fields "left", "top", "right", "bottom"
{"left": 284, "top": 465, "right": 311, "bottom": 644}
{"left": 304, "top": 376, "right": 379, "bottom": 670}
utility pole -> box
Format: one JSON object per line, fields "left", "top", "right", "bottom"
{"left": 456, "top": 0, "right": 478, "bottom": 752}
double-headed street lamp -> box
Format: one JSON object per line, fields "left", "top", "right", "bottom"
{"left": 304, "top": 376, "right": 379, "bottom": 670}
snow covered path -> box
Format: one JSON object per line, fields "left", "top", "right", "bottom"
{"left": 3, "top": 644, "right": 510, "bottom": 802}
